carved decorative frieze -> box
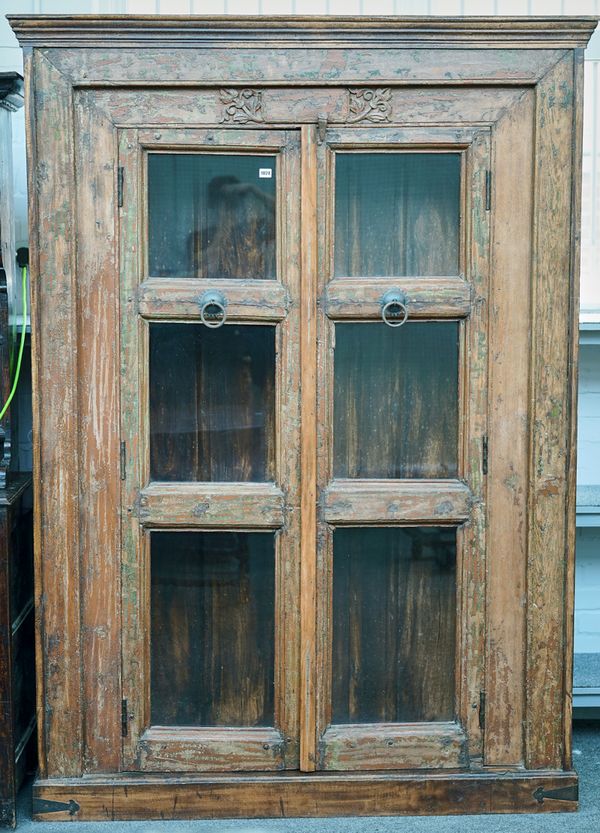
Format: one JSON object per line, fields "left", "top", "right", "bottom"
{"left": 220, "top": 88, "right": 264, "bottom": 124}
{"left": 347, "top": 88, "right": 392, "bottom": 124}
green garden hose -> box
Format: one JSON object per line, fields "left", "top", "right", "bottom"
{"left": 0, "top": 265, "right": 27, "bottom": 421}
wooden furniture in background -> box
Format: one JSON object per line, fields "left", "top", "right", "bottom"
{"left": 9, "top": 14, "right": 597, "bottom": 820}
{"left": 0, "top": 474, "right": 35, "bottom": 828}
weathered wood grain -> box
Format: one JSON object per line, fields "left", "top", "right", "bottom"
{"left": 526, "top": 53, "right": 577, "bottom": 771}
{"left": 30, "top": 770, "right": 579, "bottom": 820}
{"left": 74, "top": 90, "right": 121, "bottom": 774}
{"left": 139, "top": 727, "right": 285, "bottom": 772}
{"left": 87, "top": 87, "right": 529, "bottom": 131}
{"left": 563, "top": 48, "right": 586, "bottom": 771}
{"left": 138, "top": 483, "right": 284, "bottom": 527}
{"left": 455, "top": 131, "right": 490, "bottom": 761}
{"left": 325, "top": 278, "right": 470, "bottom": 318}
{"left": 484, "top": 89, "right": 534, "bottom": 767}
{"left": 29, "top": 45, "right": 578, "bottom": 86}
{"left": 299, "top": 125, "right": 318, "bottom": 772}
{"left": 323, "top": 480, "right": 471, "bottom": 524}
{"left": 320, "top": 723, "right": 467, "bottom": 771}
{"left": 28, "top": 51, "right": 82, "bottom": 779}
{"left": 139, "top": 279, "right": 288, "bottom": 320}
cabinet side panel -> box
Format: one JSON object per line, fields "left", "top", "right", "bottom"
{"left": 526, "top": 52, "right": 577, "bottom": 771}
{"left": 563, "top": 47, "right": 585, "bottom": 772}
{"left": 484, "top": 89, "right": 534, "bottom": 767}
{"left": 74, "top": 92, "right": 121, "bottom": 773}
{"left": 28, "top": 51, "right": 82, "bottom": 777}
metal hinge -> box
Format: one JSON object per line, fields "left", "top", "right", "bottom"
{"left": 317, "top": 113, "right": 328, "bottom": 143}
{"left": 479, "top": 689, "right": 486, "bottom": 731}
{"left": 485, "top": 170, "right": 492, "bottom": 211}
{"left": 533, "top": 784, "right": 578, "bottom": 804}
{"left": 117, "top": 166, "right": 124, "bottom": 208}
{"left": 32, "top": 798, "right": 80, "bottom": 817}
{"left": 482, "top": 435, "right": 488, "bottom": 476}
{"left": 120, "top": 441, "right": 126, "bottom": 481}
{"left": 121, "top": 698, "right": 129, "bottom": 737}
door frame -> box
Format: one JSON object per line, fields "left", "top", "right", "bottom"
{"left": 118, "top": 126, "right": 303, "bottom": 772}
{"left": 303, "top": 125, "right": 492, "bottom": 770}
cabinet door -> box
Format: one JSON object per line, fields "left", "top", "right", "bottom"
{"left": 119, "top": 128, "right": 301, "bottom": 772}
{"left": 308, "top": 127, "right": 491, "bottom": 771}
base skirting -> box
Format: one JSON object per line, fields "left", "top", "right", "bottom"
{"left": 32, "top": 769, "right": 579, "bottom": 820}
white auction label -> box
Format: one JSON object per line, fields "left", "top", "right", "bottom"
{"left": 259, "top": 168, "right": 273, "bottom": 178}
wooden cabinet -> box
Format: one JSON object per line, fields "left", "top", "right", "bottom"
{"left": 9, "top": 14, "right": 597, "bottom": 820}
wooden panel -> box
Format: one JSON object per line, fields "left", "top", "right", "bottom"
{"left": 74, "top": 91, "right": 121, "bottom": 774}
{"left": 563, "top": 48, "right": 586, "bottom": 770}
{"left": 325, "top": 278, "right": 470, "bottom": 319}
{"left": 323, "top": 480, "right": 471, "bottom": 524}
{"left": 30, "top": 770, "right": 579, "bottom": 820}
{"left": 139, "top": 279, "right": 288, "bottom": 321}
{"left": 36, "top": 44, "right": 572, "bottom": 85}
{"left": 88, "top": 87, "right": 529, "bottom": 130}
{"left": 484, "top": 90, "right": 534, "bottom": 767}
{"left": 320, "top": 723, "right": 467, "bottom": 771}
{"left": 28, "top": 51, "right": 82, "bottom": 779}
{"left": 330, "top": 527, "right": 456, "bottom": 726}
{"left": 139, "top": 483, "right": 284, "bottom": 528}
{"left": 456, "top": 131, "right": 490, "bottom": 761}
{"left": 526, "top": 53, "right": 578, "bottom": 771}
{"left": 139, "top": 728, "right": 285, "bottom": 772}
{"left": 119, "top": 129, "right": 146, "bottom": 768}
{"left": 299, "top": 125, "right": 318, "bottom": 772}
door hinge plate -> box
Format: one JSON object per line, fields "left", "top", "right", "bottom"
{"left": 121, "top": 698, "right": 129, "bottom": 737}
{"left": 533, "top": 784, "right": 578, "bottom": 804}
{"left": 485, "top": 169, "right": 492, "bottom": 211}
{"left": 317, "top": 113, "right": 327, "bottom": 143}
{"left": 120, "top": 441, "right": 126, "bottom": 481}
{"left": 479, "top": 689, "right": 486, "bottom": 731}
{"left": 482, "top": 435, "right": 488, "bottom": 476}
{"left": 33, "top": 798, "right": 80, "bottom": 817}
{"left": 117, "top": 166, "right": 124, "bottom": 208}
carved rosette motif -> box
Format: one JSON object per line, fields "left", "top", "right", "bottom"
{"left": 220, "top": 88, "right": 264, "bottom": 124}
{"left": 347, "top": 88, "right": 392, "bottom": 124}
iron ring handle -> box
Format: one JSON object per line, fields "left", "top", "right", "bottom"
{"left": 199, "top": 290, "right": 227, "bottom": 329}
{"left": 381, "top": 290, "right": 408, "bottom": 328}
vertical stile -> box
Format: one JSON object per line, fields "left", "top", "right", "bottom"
{"left": 299, "top": 125, "right": 318, "bottom": 772}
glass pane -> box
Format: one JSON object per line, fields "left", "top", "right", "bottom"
{"left": 334, "top": 153, "right": 460, "bottom": 277}
{"left": 151, "top": 531, "right": 275, "bottom": 726}
{"left": 148, "top": 153, "right": 276, "bottom": 279}
{"left": 150, "top": 324, "right": 275, "bottom": 482}
{"left": 332, "top": 527, "right": 456, "bottom": 724}
{"left": 333, "top": 322, "right": 458, "bottom": 479}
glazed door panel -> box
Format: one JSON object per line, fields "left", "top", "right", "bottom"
{"left": 310, "top": 127, "right": 491, "bottom": 771}
{"left": 119, "top": 122, "right": 490, "bottom": 775}
{"left": 119, "top": 128, "right": 302, "bottom": 772}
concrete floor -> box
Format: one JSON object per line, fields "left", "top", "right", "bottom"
{"left": 15, "top": 722, "right": 600, "bottom": 832}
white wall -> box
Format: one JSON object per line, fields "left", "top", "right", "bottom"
{"left": 1, "top": 0, "right": 599, "bottom": 657}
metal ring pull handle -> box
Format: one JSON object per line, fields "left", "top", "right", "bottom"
{"left": 199, "top": 290, "right": 227, "bottom": 328}
{"left": 381, "top": 289, "right": 408, "bottom": 328}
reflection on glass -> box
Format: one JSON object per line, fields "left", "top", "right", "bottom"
{"left": 333, "top": 322, "right": 458, "bottom": 479}
{"left": 150, "top": 324, "right": 275, "bottom": 482}
{"left": 148, "top": 153, "right": 276, "bottom": 279}
{"left": 151, "top": 531, "right": 275, "bottom": 726}
{"left": 334, "top": 153, "right": 461, "bottom": 277}
{"left": 332, "top": 526, "right": 456, "bottom": 724}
